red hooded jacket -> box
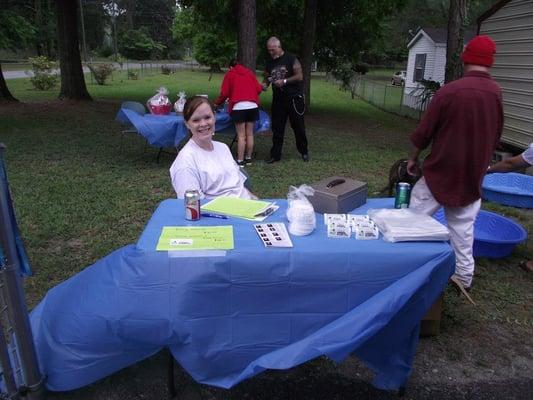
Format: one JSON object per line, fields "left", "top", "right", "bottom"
{"left": 214, "top": 64, "right": 263, "bottom": 113}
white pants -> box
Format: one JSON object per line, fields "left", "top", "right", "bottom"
{"left": 410, "top": 177, "right": 481, "bottom": 287}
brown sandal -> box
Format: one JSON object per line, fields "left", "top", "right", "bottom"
{"left": 450, "top": 275, "right": 476, "bottom": 306}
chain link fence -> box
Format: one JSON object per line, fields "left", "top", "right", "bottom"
{"left": 86, "top": 60, "right": 203, "bottom": 83}
{"left": 326, "top": 73, "right": 431, "bottom": 120}
{"left": 1, "top": 59, "right": 203, "bottom": 85}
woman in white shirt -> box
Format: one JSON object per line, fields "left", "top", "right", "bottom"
{"left": 169, "top": 96, "right": 254, "bottom": 200}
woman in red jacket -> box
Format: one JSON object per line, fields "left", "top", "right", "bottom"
{"left": 214, "top": 60, "right": 263, "bottom": 167}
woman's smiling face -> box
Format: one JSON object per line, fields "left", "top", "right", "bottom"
{"left": 186, "top": 102, "right": 215, "bottom": 142}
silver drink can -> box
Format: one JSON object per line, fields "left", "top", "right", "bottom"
{"left": 394, "top": 182, "right": 411, "bottom": 209}
{"left": 184, "top": 189, "right": 201, "bottom": 220}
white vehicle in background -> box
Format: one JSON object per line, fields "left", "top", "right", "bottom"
{"left": 391, "top": 71, "right": 406, "bottom": 86}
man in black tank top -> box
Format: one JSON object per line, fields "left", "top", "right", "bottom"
{"left": 263, "top": 37, "right": 309, "bottom": 163}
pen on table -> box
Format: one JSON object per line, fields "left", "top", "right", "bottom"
{"left": 201, "top": 212, "right": 228, "bottom": 219}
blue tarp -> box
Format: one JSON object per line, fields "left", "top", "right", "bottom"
{"left": 30, "top": 198, "right": 454, "bottom": 392}
{"left": 0, "top": 147, "right": 32, "bottom": 276}
{"left": 115, "top": 107, "right": 271, "bottom": 148}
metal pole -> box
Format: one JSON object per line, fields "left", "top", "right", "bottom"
{"left": 399, "top": 85, "right": 405, "bottom": 115}
{"left": 113, "top": 17, "right": 118, "bottom": 62}
{"left": 0, "top": 296, "right": 19, "bottom": 399}
{"left": 0, "top": 144, "right": 44, "bottom": 399}
{"left": 78, "top": 0, "right": 88, "bottom": 62}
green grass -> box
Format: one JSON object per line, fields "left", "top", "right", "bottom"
{"left": 2, "top": 69, "right": 532, "bottom": 397}
{"left": 3, "top": 70, "right": 418, "bottom": 304}
{"left": 1, "top": 62, "right": 32, "bottom": 71}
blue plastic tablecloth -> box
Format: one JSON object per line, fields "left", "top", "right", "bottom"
{"left": 0, "top": 146, "right": 32, "bottom": 276}
{"left": 115, "top": 108, "right": 271, "bottom": 148}
{"left": 30, "top": 198, "right": 454, "bottom": 392}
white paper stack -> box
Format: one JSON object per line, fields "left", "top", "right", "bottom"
{"left": 368, "top": 208, "right": 449, "bottom": 242}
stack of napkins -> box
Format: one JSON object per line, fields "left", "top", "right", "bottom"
{"left": 368, "top": 208, "right": 449, "bottom": 242}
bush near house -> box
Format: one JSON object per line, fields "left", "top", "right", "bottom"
{"left": 28, "top": 56, "right": 58, "bottom": 90}
{"left": 88, "top": 63, "right": 115, "bottom": 85}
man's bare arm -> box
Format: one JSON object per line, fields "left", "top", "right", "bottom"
{"left": 488, "top": 154, "right": 529, "bottom": 173}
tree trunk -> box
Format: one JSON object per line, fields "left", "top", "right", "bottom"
{"left": 445, "top": 0, "right": 469, "bottom": 83}
{"left": 0, "top": 64, "right": 18, "bottom": 102}
{"left": 46, "top": 0, "right": 54, "bottom": 58}
{"left": 125, "top": 0, "right": 135, "bottom": 30}
{"left": 35, "top": 0, "right": 44, "bottom": 56}
{"left": 56, "top": 0, "right": 92, "bottom": 100}
{"left": 237, "top": 0, "right": 256, "bottom": 71}
{"left": 300, "top": 0, "right": 318, "bottom": 110}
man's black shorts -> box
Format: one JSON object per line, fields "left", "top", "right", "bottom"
{"left": 231, "top": 107, "right": 259, "bottom": 123}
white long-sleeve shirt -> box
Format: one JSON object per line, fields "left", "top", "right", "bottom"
{"left": 169, "top": 140, "right": 252, "bottom": 200}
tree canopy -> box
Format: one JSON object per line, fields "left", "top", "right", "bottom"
{"left": 0, "top": 5, "right": 36, "bottom": 101}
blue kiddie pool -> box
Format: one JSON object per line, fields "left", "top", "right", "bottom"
{"left": 433, "top": 209, "right": 527, "bottom": 259}
{"left": 482, "top": 173, "right": 533, "bottom": 208}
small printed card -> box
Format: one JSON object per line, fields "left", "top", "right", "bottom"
{"left": 254, "top": 223, "right": 293, "bottom": 248}
{"left": 325, "top": 214, "right": 380, "bottom": 240}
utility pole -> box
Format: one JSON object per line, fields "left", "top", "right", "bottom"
{"left": 78, "top": 0, "right": 88, "bottom": 62}
{"left": 104, "top": 2, "right": 124, "bottom": 62}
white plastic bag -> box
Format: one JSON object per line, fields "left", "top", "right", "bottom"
{"left": 174, "top": 91, "right": 186, "bottom": 113}
{"left": 286, "top": 184, "right": 316, "bottom": 236}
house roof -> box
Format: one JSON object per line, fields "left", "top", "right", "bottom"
{"left": 477, "top": 0, "right": 512, "bottom": 33}
{"left": 424, "top": 28, "right": 448, "bottom": 44}
{"left": 407, "top": 28, "right": 476, "bottom": 49}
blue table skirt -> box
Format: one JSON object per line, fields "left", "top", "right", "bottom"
{"left": 116, "top": 108, "right": 271, "bottom": 148}
{"left": 30, "top": 198, "right": 454, "bottom": 392}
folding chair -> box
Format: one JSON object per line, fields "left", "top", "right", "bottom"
{"left": 119, "top": 101, "right": 147, "bottom": 153}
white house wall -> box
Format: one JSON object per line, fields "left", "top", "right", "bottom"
{"left": 433, "top": 45, "right": 447, "bottom": 84}
{"left": 480, "top": 0, "right": 533, "bottom": 149}
{"left": 404, "top": 34, "right": 439, "bottom": 108}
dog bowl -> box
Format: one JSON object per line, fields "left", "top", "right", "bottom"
{"left": 482, "top": 173, "right": 533, "bottom": 208}
{"left": 432, "top": 209, "right": 527, "bottom": 258}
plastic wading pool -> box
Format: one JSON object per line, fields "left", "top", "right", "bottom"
{"left": 482, "top": 173, "right": 533, "bottom": 208}
{"left": 433, "top": 209, "right": 527, "bottom": 259}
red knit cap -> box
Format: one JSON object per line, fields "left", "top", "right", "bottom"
{"left": 461, "top": 35, "right": 496, "bottom": 67}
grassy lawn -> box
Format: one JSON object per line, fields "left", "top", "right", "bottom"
{"left": 1, "top": 69, "right": 532, "bottom": 398}
{"left": 1, "top": 62, "right": 32, "bottom": 71}
{"left": 5, "top": 70, "right": 417, "bottom": 299}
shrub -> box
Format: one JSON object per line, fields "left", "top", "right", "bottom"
{"left": 28, "top": 56, "right": 58, "bottom": 90}
{"left": 415, "top": 79, "right": 442, "bottom": 109}
{"left": 331, "top": 63, "right": 353, "bottom": 90}
{"left": 120, "top": 27, "right": 165, "bottom": 60}
{"left": 353, "top": 63, "right": 369, "bottom": 75}
{"left": 88, "top": 63, "right": 115, "bottom": 85}
{"left": 193, "top": 32, "right": 235, "bottom": 72}
{"left": 97, "top": 45, "right": 114, "bottom": 58}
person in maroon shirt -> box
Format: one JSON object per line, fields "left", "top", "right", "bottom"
{"left": 407, "top": 35, "right": 503, "bottom": 290}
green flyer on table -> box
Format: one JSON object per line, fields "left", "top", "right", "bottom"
{"left": 201, "top": 197, "right": 273, "bottom": 219}
{"left": 156, "top": 226, "right": 234, "bottom": 251}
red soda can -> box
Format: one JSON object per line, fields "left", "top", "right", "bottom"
{"left": 184, "top": 189, "right": 201, "bottom": 221}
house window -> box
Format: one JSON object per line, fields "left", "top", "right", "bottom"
{"left": 414, "top": 54, "right": 426, "bottom": 82}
